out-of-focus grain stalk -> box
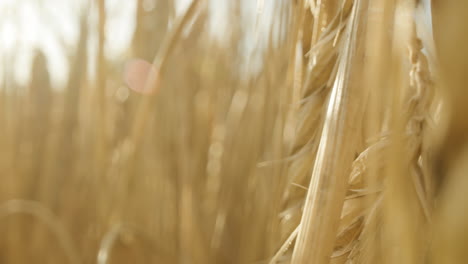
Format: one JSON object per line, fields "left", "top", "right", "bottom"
{"left": 405, "top": 29, "right": 434, "bottom": 222}
{"left": 363, "top": 0, "right": 393, "bottom": 177}
{"left": 104, "top": 1, "right": 207, "bottom": 262}
{"left": 291, "top": 1, "right": 366, "bottom": 263}
{"left": 96, "top": 0, "right": 108, "bottom": 178}
{"left": 431, "top": 1, "right": 468, "bottom": 190}
{"left": 130, "top": 0, "right": 206, "bottom": 149}
{"left": 52, "top": 14, "right": 88, "bottom": 210}
{"left": 114, "top": 0, "right": 206, "bottom": 201}
{"left": 360, "top": 0, "right": 394, "bottom": 262}
{"left": 284, "top": 0, "right": 305, "bottom": 148}
{"left": 2, "top": 52, "right": 25, "bottom": 264}
{"left": 384, "top": 1, "right": 422, "bottom": 263}
{"left": 431, "top": 1, "right": 468, "bottom": 263}
{"left": 133, "top": 0, "right": 169, "bottom": 59}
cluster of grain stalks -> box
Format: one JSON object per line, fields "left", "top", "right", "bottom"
{"left": 0, "top": 0, "right": 467, "bottom": 263}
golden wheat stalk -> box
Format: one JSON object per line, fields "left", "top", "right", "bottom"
{"left": 291, "top": 0, "right": 367, "bottom": 263}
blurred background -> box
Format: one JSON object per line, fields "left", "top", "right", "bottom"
{"left": 0, "top": 1, "right": 295, "bottom": 263}
{"left": 1, "top": 0, "right": 468, "bottom": 264}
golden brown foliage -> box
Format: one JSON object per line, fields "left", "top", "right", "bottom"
{"left": 1, "top": 0, "right": 467, "bottom": 263}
